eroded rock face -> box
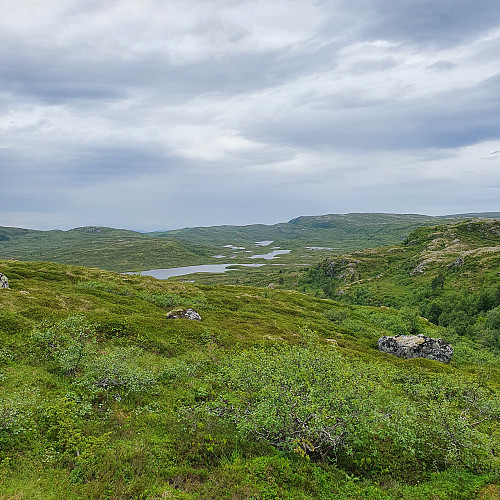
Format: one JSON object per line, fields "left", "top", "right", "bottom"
{"left": 0, "top": 273, "right": 9, "bottom": 289}
{"left": 377, "top": 334, "right": 453, "bottom": 363}
{"left": 166, "top": 308, "right": 201, "bottom": 321}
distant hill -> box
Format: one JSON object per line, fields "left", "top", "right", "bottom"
{"left": 1, "top": 212, "right": 498, "bottom": 273}
{"left": 150, "top": 212, "right": 500, "bottom": 248}
{"left": 0, "top": 225, "right": 216, "bottom": 272}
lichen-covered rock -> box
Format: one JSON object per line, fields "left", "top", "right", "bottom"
{"left": 377, "top": 334, "right": 453, "bottom": 363}
{"left": 0, "top": 273, "right": 9, "bottom": 289}
{"left": 166, "top": 308, "right": 201, "bottom": 321}
{"left": 410, "top": 262, "right": 427, "bottom": 275}
{"left": 448, "top": 256, "right": 464, "bottom": 268}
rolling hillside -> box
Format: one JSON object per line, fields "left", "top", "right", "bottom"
{"left": 150, "top": 212, "right": 500, "bottom": 248}
{"left": 2, "top": 213, "right": 499, "bottom": 277}
{"left": 300, "top": 218, "right": 500, "bottom": 352}
{"left": 0, "top": 257, "right": 498, "bottom": 499}
{"left": 0, "top": 226, "right": 216, "bottom": 272}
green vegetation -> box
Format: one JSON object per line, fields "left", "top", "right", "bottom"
{"left": 151, "top": 213, "right": 482, "bottom": 248}
{"left": 0, "top": 226, "right": 217, "bottom": 272}
{"left": 3, "top": 213, "right": 498, "bottom": 277}
{"left": 0, "top": 256, "right": 498, "bottom": 498}
{"left": 300, "top": 219, "right": 500, "bottom": 354}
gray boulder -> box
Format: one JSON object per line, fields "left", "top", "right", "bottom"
{"left": 377, "top": 334, "right": 453, "bottom": 363}
{"left": 0, "top": 273, "right": 9, "bottom": 289}
{"left": 448, "top": 256, "right": 464, "bottom": 268}
{"left": 166, "top": 308, "right": 201, "bottom": 321}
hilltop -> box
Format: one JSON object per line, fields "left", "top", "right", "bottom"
{"left": 0, "top": 226, "right": 216, "bottom": 272}
{"left": 150, "top": 212, "right": 494, "bottom": 248}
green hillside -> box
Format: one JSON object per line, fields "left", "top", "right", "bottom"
{"left": 0, "top": 258, "right": 498, "bottom": 499}
{"left": 0, "top": 226, "right": 216, "bottom": 272}
{"left": 301, "top": 218, "right": 500, "bottom": 353}
{"left": 150, "top": 212, "right": 498, "bottom": 249}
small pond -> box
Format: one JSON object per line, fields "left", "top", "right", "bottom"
{"left": 250, "top": 249, "right": 291, "bottom": 260}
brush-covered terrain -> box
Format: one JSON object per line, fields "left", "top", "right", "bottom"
{"left": 301, "top": 218, "right": 500, "bottom": 355}
{"left": 151, "top": 213, "right": 491, "bottom": 248}
{"left": 0, "top": 256, "right": 498, "bottom": 499}
{"left": 0, "top": 226, "right": 217, "bottom": 273}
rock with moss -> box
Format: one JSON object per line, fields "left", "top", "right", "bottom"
{"left": 0, "top": 273, "right": 9, "bottom": 288}
{"left": 377, "top": 334, "right": 453, "bottom": 363}
{"left": 166, "top": 308, "right": 201, "bottom": 320}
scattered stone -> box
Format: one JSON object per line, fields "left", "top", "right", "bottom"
{"left": 267, "top": 283, "right": 277, "bottom": 289}
{"left": 96, "top": 377, "right": 124, "bottom": 389}
{"left": 19, "top": 290, "right": 30, "bottom": 295}
{"left": 377, "top": 334, "right": 453, "bottom": 363}
{"left": 448, "top": 256, "right": 464, "bottom": 268}
{"left": 0, "top": 273, "right": 9, "bottom": 289}
{"left": 166, "top": 308, "right": 201, "bottom": 321}
{"left": 410, "top": 262, "right": 427, "bottom": 275}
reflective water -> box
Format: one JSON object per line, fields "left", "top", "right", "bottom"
{"left": 126, "top": 263, "right": 265, "bottom": 279}
{"left": 249, "top": 249, "right": 291, "bottom": 260}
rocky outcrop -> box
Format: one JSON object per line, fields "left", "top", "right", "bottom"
{"left": 377, "top": 334, "right": 453, "bottom": 363}
{"left": 410, "top": 262, "right": 427, "bottom": 275}
{"left": 448, "top": 256, "right": 464, "bottom": 268}
{"left": 0, "top": 273, "right": 9, "bottom": 288}
{"left": 166, "top": 308, "right": 201, "bottom": 320}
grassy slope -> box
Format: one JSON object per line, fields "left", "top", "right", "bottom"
{"left": 150, "top": 212, "right": 494, "bottom": 247}
{"left": 0, "top": 226, "right": 217, "bottom": 272}
{"left": 301, "top": 218, "right": 500, "bottom": 300}
{"left": 0, "top": 258, "right": 498, "bottom": 499}
{"left": 299, "top": 219, "right": 500, "bottom": 350}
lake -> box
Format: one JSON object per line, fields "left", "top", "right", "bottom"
{"left": 126, "top": 263, "right": 265, "bottom": 280}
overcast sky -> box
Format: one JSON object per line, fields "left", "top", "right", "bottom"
{"left": 1, "top": 0, "right": 499, "bottom": 231}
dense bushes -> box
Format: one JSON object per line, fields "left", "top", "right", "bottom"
{"left": 1, "top": 256, "right": 498, "bottom": 498}
{"left": 182, "top": 337, "right": 499, "bottom": 482}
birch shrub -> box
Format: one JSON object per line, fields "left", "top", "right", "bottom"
{"left": 184, "top": 339, "right": 499, "bottom": 480}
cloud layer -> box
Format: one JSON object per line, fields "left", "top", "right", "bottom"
{"left": 1, "top": 0, "right": 499, "bottom": 230}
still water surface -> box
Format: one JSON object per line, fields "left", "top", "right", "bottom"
{"left": 129, "top": 263, "right": 265, "bottom": 279}
{"left": 250, "top": 249, "right": 291, "bottom": 260}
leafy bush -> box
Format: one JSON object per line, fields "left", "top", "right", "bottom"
{"left": 183, "top": 340, "right": 499, "bottom": 481}
{"left": 187, "top": 343, "right": 384, "bottom": 461}
{"left": 31, "top": 315, "right": 96, "bottom": 376}
{"left": 324, "top": 307, "right": 349, "bottom": 323}
{"left": 78, "top": 347, "right": 157, "bottom": 398}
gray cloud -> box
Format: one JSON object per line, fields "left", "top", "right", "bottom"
{"left": 1, "top": 0, "right": 499, "bottom": 230}
{"left": 346, "top": 0, "right": 500, "bottom": 47}
{"left": 245, "top": 71, "right": 500, "bottom": 152}
{"left": 427, "top": 60, "right": 457, "bottom": 72}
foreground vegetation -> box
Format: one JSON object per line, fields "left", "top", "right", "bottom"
{"left": 0, "top": 257, "right": 498, "bottom": 499}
